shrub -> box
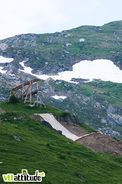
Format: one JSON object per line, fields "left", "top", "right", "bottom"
{"left": 9, "top": 95, "right": 19, "bottom": 104}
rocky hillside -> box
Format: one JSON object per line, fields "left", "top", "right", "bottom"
{"left": 0, "top": 20, "right": 122, "bottom": 74}
{"left": 35, "top": 79, "right": 122, "bottom": 140}
{"left": 0, "top": 20, "right": 122, "bottom": 140}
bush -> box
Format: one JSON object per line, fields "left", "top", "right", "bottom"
{"left": 9, "top": 95, "right": 19, "bottom": 104}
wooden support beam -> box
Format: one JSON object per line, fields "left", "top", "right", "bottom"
{"left": 11, "top": 79, "right": 42, "bottom": 105}
{"left": 12, "top": 79, "right": 40, "bottom": 91}
{"left": 29, "top": 81, "right": 32, "bottom": 104}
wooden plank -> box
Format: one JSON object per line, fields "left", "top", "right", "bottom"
{"left": 12, "top": 79, "right": 40, "bottom": 91}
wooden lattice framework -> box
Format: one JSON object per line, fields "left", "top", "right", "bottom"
{"left": 11, "top": 79, "right": 42, "bottom": 105}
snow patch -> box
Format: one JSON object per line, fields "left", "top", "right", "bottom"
{"left": 66, "top": 43, "right": 72, "bottom": 47}
{"left": 0, "top": 67, "right": 7, "bottom": 74}
{"left": 79, "top": 38, "right": 85, "bottom": 42}
{"left": 51, "top": 95, "right": 67, "bottom": 100}
{"left": 19, "top": 59, "right": 122, "bottom": 84}
{"left": 19, "top": 61, "right": 33, "bottom": 74}
{"left": 0, "top": 56, "right": 13, "bottom": 63}
{"left": 9, "top": 73, "right": 15, "bottom": 77}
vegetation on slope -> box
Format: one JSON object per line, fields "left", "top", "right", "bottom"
{"left": 40, "top": 80, "right": 122, "bottom": 140}
{"left": 0, "top": 102, "right": 122, "bottom": 184}
{"left": 0, "top": 20, "right": 122, "bottom": 74}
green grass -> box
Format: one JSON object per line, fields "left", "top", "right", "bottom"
{"left": 0, "top": 102, "right": 65, "bottom": 116}
{"left": 90, "top": 81, "right": 122, "bottom": 107}
{"left": 80, "top": 85, "right": 94, "bottom": 97}
{"left": 0, "top": 103, "right": 122, "bottom": 184}
{"left": 78, "top": 81, "right": 122, "bottom": 107}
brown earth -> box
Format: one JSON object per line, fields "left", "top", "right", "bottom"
{"left": 34, "top": 114, "right": 122, "bottom": 156}
{"left": 76, "top": 132, "right": 122, "bottom": 156}
{"left": 56, "top": 116, "right": 122, "bottom": 156}
{"left": 60, "top": 122, "right": 87, "bottom": 136}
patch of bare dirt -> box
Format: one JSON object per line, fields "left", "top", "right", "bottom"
{"left": 34, "top": 114, "right": 122, "bottom": 156}
{"left": 59, "top": 121, "right": 87, "bottom": 136}
{"left": 76, "top": 132, "right": 122, "bottom": 156}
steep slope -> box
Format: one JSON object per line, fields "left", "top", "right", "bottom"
{"left": 0, "top": 20, "right": 122, "bottom": 140}
{"left": 35, "top": 113, "right": 80, "bottom": 141}
{"left": 34, "top": 79, "right": 122, "bottom": 140}
{"left": 76, "top": 132, "right": 122, "bottom": 155}
{"left": 0, "top": 103, "right": 122, "bottom": 184}
{"left": 34, "top": 113, "right": 122, "bottom": 155}
{"left": 0, "top": 77, "right": 122, "bottom": 140}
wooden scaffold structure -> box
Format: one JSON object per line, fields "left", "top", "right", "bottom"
{"left": 10, "top": 79, "right": 44, "bottom": 106}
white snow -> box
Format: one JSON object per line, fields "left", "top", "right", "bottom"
{"left": 19, "top": 61, "right": 33, "bottom": 74}
{"left": 79, "top": 38, "right": 85, "bottom": 42}
{"left": 0, "top": 56, "right": 13, "bottom": 74}
{"left": 55, "top": 59, "right": 122, "bottom": 83}
{"left": 0, "top": 66, "right": 7, "bottom": 74}
{"left": 19, "top": 59, "right": 122, "bottom": 84}
{"left": 51, "top": 95, "right": 67, "bottom": 100}
{"left": 19, "top": 61, "right": 52, "bottom": 80}
{"left": 66, "top": 43, "right": 72, "bottom": 47}
{"left": 9, "top": 73, "right": 15, "bottom": 76}
{"left": 0, "top": 56, "right": 13, "bottom": 63}
{"left": 37, "top": 113, "right": 80, "bottom": 141}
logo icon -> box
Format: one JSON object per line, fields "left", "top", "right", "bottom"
{"left": 2, "top": 169, "right": 45, "bottom": 182}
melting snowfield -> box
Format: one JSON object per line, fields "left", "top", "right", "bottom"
{"left": 20, "top": 59, "right": 122, "bottom": 83}
{"left": 0, "top": 57, "right": 122, "bottom": 83}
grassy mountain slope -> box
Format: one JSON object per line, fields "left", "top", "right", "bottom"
{"left": 0, "top": 20, "right": 122, "bottom": 144}
{"left": 0, "top": 103, "right": 122, "bottom": 184}
{"left": 0, "top": 77, "right": 122, "bottom": 140}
